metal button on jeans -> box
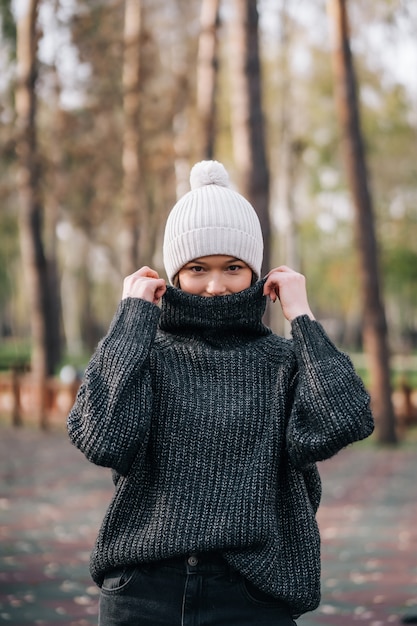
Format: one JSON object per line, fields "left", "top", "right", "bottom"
{"left": 187, "top": 554, "right": 198, "bottom": 566}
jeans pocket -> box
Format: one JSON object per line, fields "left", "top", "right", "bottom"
{"left": 241, "top": 578, "right": 285, "bottom": 607}
{"left": 101, "top": 566, "right": 138, "bottom": 594}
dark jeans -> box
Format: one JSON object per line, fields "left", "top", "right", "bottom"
{"left": 99, "top": 552, "right": 298, "bottom": 625}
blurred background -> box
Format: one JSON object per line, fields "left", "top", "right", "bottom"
{"left": 1, "top": 3, "right": 417, "bottom": 625}
{"left": 0, "top": 0, "right": 416, "bottom": 442}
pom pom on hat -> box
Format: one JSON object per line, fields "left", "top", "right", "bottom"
{"left": 163, "top": 160, "right": 264, "bottom": 284}
{"left": 189, "top": 160, "right": 231, "bottom": 190}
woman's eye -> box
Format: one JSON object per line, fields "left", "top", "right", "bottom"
{"left": 190, "top": 266, "right": 204, "bottom": 273}
{"left": 228, "top": 265, "right": 241, "bottom": 271}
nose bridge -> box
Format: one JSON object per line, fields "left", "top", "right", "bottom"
{"left": 206, "top": 270, "right": 225, "bottom": 294}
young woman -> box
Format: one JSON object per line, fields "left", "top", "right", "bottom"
{"left": 67, "top": 160, "right": 374, "bottom": 625}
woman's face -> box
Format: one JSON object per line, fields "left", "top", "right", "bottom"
{"left": 177, "top": 255, "right": 253, "bottom": 297}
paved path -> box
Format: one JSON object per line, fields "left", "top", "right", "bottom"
{"left": 1, "top": 426, "right": 416, "bottom": 625}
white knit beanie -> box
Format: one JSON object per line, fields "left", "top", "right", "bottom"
{"left": 163, "top": 160, "right": 264, "bottom": 284}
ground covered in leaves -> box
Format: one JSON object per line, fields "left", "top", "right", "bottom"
{"left": 1, "top": 426, "right": 417, "bottom": 625}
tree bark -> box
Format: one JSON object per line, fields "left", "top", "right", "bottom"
{"left": 276, "top": 1, "right": 301, "bottom": 273}
{"left": 196, "top": 0, "right": 220, "bottom": 160}
{"left": 228, "top": 0, "right": 271, "bottom": 280}
{"left": 327, "top": 0, "right": 397, "bottom": 444}
{"left": 121, "top": 0, "right": 143, "bottom": 277}
{"left": 15, "top": 0, "right": 60, "bottom": 428}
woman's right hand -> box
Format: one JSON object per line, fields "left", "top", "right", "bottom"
{"left": 122, "top": 266, "right": 167, "bottom": 304}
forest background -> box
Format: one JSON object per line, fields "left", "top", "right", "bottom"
{"left": 0, "top": 0, "right": 416, "bottom": 441}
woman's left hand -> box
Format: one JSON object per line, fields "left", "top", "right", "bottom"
{"left": 263, "top": 266, "right": 315, "bottom": 322}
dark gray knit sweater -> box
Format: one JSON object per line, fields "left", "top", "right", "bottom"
{"left": 67, "top": 279, "right": 374, "bottom": 616}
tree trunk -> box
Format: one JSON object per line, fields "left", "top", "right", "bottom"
{"left": 196, "top": 0, "right": 220, "bottom": 160}
{"left": 273, "top": 1, "right": 304, "bottom": 338}
{"left": 228, "top": 0, "right": 271, "bottom": 280}
{"left": 327, "top": 0, "right": 397, "bottom": 444}
{"left": 276, "top": 1, "right": 301, "bottom": 273}
{"left": 121, "top": 0, "right": 143, "bottom": 277}
{"left": 45, "top": 66, "right": 64, "bottom": 371}
{"left": 15, "top": 0, "right": 60, "bottom": 429}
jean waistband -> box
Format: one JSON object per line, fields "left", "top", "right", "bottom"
{"left": 154, "top": 551, "right": 233, "bottom": 574}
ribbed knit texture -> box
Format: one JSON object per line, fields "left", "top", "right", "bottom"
{"left": 67, "top": 280, "right": 374, "bottom": 616}
{"left": 162, "top": 176, "right": 264, "bottom": 282}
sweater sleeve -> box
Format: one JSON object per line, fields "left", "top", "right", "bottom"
{"left": 67, "top": 297, "right": 161, "bottom": 475}
{"left": 286, "top": 315, "right": 374, "bottom": 468}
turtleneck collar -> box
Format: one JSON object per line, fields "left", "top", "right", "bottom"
{"left": 159, "top": 278, "right": 271, "bottom": 343}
